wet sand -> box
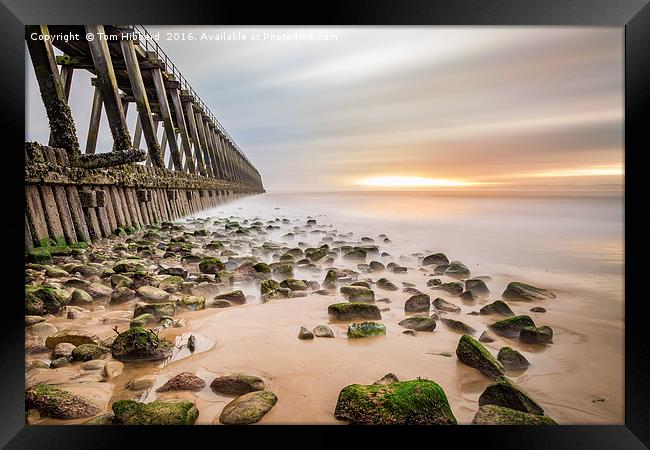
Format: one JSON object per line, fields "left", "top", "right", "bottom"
{"left": 26, "top": 191, "right": 624, "bottom": 425}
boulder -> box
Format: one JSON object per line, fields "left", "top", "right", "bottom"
{"left": 435, "top": 282, "right": 464, "bottom": 296}
{"left": 376, "top": 278, "right": 399, "bottom": 291}
{"left": 328, "top": 302, "right": 381, "bottom": 321}
{"left": 432, "top": 297, "right": 461, "bottom": 313}
{"left": 52, "top": 343, "right": 76, "bottom": 359}
{"left": 404, "top": 293, "right": 431, "bottom": 313}
{"left": 497, "top": 347, "right": 530, "bottom": 370}
{"left": 218, "top": 390, "right": 278, "bottom": 425}
{"left": 215, "top": 290, "right": 246, "bottom": 304}
{"left": 479, "top": 300, "right": 514, "bottom": 317}
{"left": 444, "top": 261, "right": 471, "bottom": 279}
{"left": 133, "top": 302, "right": 176, "bottom": 319}
{"left": 199, "top": 257, "right": 224, "bottom": 274}
{"left": 136, "top": 286, "right": 170, "bottom": 303}
{"left": 334, "top": 379, "right": 457, "bottom": 425}
{"left": 489, "top": 315, "right": 536, "bottom": 338}
{"left": 298, "top": 326, "right": 315, "bottom": 340}
{"left": 159, "top": 276, "right": 184, "bottom": 292}
{"left": 110, "top": 327, "right": 173, "bottom": 362}
{"left": 72, "top": 344, "right": 109, "bottom": 362}
{"left": 479, "top": 330, "right": 496, "bottom": 343}
{"left": 178, "top": 295, "right": 206, "bottom": 311}
{"left": 422, "top": 253, "right": 449, "bottom": 267}
{"left": 70, "top": 289, "right": 94, "bottom": 305}
{"left": 210, "top": 374, "right": 265, "bottom": 396}
{"left": 398, "top": 317, "right": 437, "bottom": 332}
{"left": 45, "top": 330, "right": 99, "bottom": 349}
{"left": 280, "top": 279, "right": 309, "bottom": 291}
{"left": 519, "top": 325, "right": 554, "bottom": 344}
{"left": 156, "top": 372, "right": 206, "bottom": 392}
{"left": 502, "top": 282, "right": 556, "bottom": 302}
{"left": 112, "top": 400, "right": 198, "bottom": 425}
{"left": 440, "top": 318, "right": 476, "bottom": 334}
{"left": 26, "top": 384, "right": 100, "bottom": 419}
{"left": 472, "top": 405, "right": 556, "bottom": 425}
{"left": 111, "top": 287, "right": 137, "bottom": 303}
{"left": 455, "top": 334, "right": 505, "bottom": 379}
{"left": 347, "top": 321, "right": 386, "bottom": 338}
{"left": 465, "top": 278, "right": 490, "bottom": 298}
{"left": 313, "top": 325, "right": 335, "bottom": 338}
{"left": 478, "top": 376, "right": 544, "bottom": 415}
{"left": 113, "top": 260, "right": 145, "bottom": 274}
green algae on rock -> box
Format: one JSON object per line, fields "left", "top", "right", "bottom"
{"left": 210, "top": 374, "right": 265, "bottom": 395}
{"left": 199, "top": 257, "right": 224, "bottom": 274}
{"left": 26, "top": 384, "right": 100, "bottom": 419}
{"left": 218, "top": 390, "right": 278, "bottom": 425}
{"left": 72, "top": 344, "right": 110, "bottom": 362}
{"left": 455, "top": 334, "right": 505, "bottom": 379}
{"left": 478, "top": 376, "right": 544, "bottom": 415}
{"left": 347, "top": 321, "right": 386, "bottom": 338}
{"left": 472, "top": 404, "right": 556, "bottom": 425}
{"left": 110, "top": 327, "right": 173, "bottom": 362}
{"left": 489, "top": 315, "right": 536, "bottom": 337}
{"left": 334, "top": 379, "right": 457, "bottom": 425}
{"left": 497, "top": 347, "right": 531, "bottom": 370}
{"left": 502, "top": 282, "right": 556, "bottom": 302}
{"left": 112, "top": 399, "right": 199, "bottom": 425}
{"left": 328, "top": 302, "right": 382, "bottom": 321}
{"left": 398, "top": 317, "right": 437, "bottom": 332}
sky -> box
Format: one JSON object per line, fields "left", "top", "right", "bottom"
{"left": 26, "top": 27, "right": 624, "bottom": 192}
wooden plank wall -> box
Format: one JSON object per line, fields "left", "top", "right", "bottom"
{"left": 25, "top": 147, "right": 236, "bottom": 250}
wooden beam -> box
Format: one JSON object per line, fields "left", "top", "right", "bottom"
{"left": 183, "top": 101, "right": 210, "bottom": 177}
{"left": 203, "top": 118, "right": 222, "bottom": 179}
{"left": 25, "top": 25, "right": 80, "bottom": 159}
{"left": 85, "top": 83, "right": 103, "bottom": 155}
{"left": 150, "top": 66, "right": 183, "bottom": 171}
{"left": 168, "top": 82, "right": 197, "bottom": 174}
{"left": 85, "top": 25, "right": 131, "bottom": 151}
{"left": 120, "top": 36, "right": 164, "bottom": 167}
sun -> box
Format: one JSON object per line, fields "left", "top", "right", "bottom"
{"left": 355, "top": 176, "right": 482, "bottom": 188}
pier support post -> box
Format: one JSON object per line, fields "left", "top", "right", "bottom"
{"left": 85, "top": 25, "right": 132, "bottom": 152}
{"left": 85, "top": 79, "right": 103, "bottom": 155}
{"left": 167, "top": 78, "right": 198, "bottom": 175}
{"left": 182, "top": 96, "right": 211, "bottom": 177}
{"left": 26, "top": 25, "right": 81, "bottom": 159}
{"left": 150, "top": 65, "right": 184, "bottom": 172}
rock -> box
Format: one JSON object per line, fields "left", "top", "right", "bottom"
{"left": 502, "top": 282, "right": 556, "bottom": 302}
{"left": 519, "top": 326, "right": 554, "bottom": 344}
{"left": 334, "top": 379, "right": 457, "bottom": 425}
{"left": 479, "top": 300, "right": 514, "bottom": 317}
{"left": 219, "top": 390, "right": 278, "bottom": 425}
{"left": 479, "top": 330, "right": 496, "bottom": 343}
{"left": 472, "top": 405, "right": 556, "bottom": 425}
{"left": 187, "top": 335, "right": 196, "bottom": 352}
{"left": 345, "top": 287, "right": 376, "bottom": 303}
{"left": 404, "top": 293, "right": 430, "bottom": 313}
{"left": 52, "top": 342, "right": 76, "bottom": 359}
{"left": 328, "top": 302, "right": 381, "bottom": 321}
{"left": 426, "top": 278, "right": 442, "bottom": 287}
{"left": 444, "top": 261, "right": 471, "bottom": 279}
{"left": 207, "top": 299, "right": 232, "bottom": 308}
{"left": 280, "top": 279, "right": 309, "bottom": 291}
{"left": 28, "top": 322, "right": 58, "bottom": 339}
{"left": 104, "top": 361, "right": 124, "bottom": 379}
{"left": 27, "top": 247, "right": 52, "bottom": 264}
{"left": 398, "top": 317, "right": 436, "bottom": 332}
{"left": 156, "top": 372, "right": 206, "bottom": 392}
{"left": 479, "top": 376, "right": 544, "bottom": 415}
{"left": 25, "top": 315, "right": 46, "bottom": 326}
{"left": 27, "top": 286, "right": 66, "bottom": 315}
{"left": 83, "top": 283, "right": 113, "bottom": 301}
{"left": 111, "top": 287, "right": 137, "bottom": 303}
{"left": 497, "top": 347, "right": 530, "bottom": 370}
{"left": 159, "top": 276, "right": 184, "bottom": 292}
{"left": 45, "top": 330, "right": 99, "bottom": 349}
{"left": 313, "top": 325, "right": 335, "bottom": 338}
{"left": 322, "top": 269, "right": 339, "bottom": 290}
{"left": 459, "top": 291, "right": 475, "bottom": 302}
{"left": 489, "top": 315, "right": 536, "bottom": 338}
{"left": 66, "top": 311, "right": 78, "bottom": 320}
{"left": 110, "top": 273, "right": 134, "bottom": 289}
{"left": 422, "top": 253, "right": 449, "bottom": 266}
{"left": 83, "top": 413, "right": 116, "bottom": 425}
{"left": 298, "top": 326, "right": 314, "bottom": 340}
{"left": 271, "top": 263, "right": 294, "bottom": 279}
{"left": 158, "top": 267, "right": 188, "bottom": 279}
{"left": 26, "top": 384, "right": 100, "bottom": 419}
{"left": 133, "top": 302, "right": 176, "bottom": 319}
{"left": 347, "top": 321, "right": 386, "bottom": 338}
{"left": 178, "top": 295, "right": 206, "bottom": 311}
{"left": 50, "top": 357, "right": 72, "bottom": 368}
{"left": 110, "top": 327, "right": 173, "bottom": 362}
{"left": 130, "top": 313, "right": 157, "bottom": 328}
{"left": 210, "top": 374, "right": 265, "bottom": 396}
{"left": 45, "top": 267, "right": 69, "bottom": 278}
{"left": 79, "top": 359, "right": 105, "bottom": 371}
{"left": 26, "top": 408, "right": 41, "bottom": 424}
{"left": 253, "top": 262, "right": 271, "bottom": 274}
{"left": 432, "top": 297, "right": 461, "bottom": 313}
{"left": 530, "top": 307, "right": 546, "bottom": 313}
{"left": 435, "top": 282, "right": 464, "bottom": 296}
{"left": 215, "top": 290, "right": 246, "bottom": 304}
{"left": 199, "top": 257, "right": 224, "bottom": 274}
{"left": 376, "top": 278, "right": 399, "bottom": 291}
{"left": 369, "top": 261, "right": 385, "bottom": 272}
{"left": 70, "top": 289, "right": 94, "bottom": 305}
{"left": 343, "top": 249, "right": 366, "bottom": 260}
{"left": 403, "top": 330, "right": 417, "bottom": 336}
{"left": 112, "top": 400, "right": 198, "bottom": 425}
{"left": 72, "top": 344, "right": 109, "bottom": 361}
{"left": 465, "top": 278, "right": 490, "bottom": 298}
{"left": 441, "top": 318, "right": 476, "bottom": 334}
{"left": 113, "top": 260, "right": 146, "bottom": 274}
{"left": 455, "top": 334, "right": 505, "bottom": 379}
{"left": 374, "top": 373, "right": 400, "bottom": 385}
{"left": 128, "top": 375, "right": 156, "bottom": 391}
{"left": 136, "top": 286, "right": 170, "bottom": 303}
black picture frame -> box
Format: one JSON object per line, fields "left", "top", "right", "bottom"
{"left": 1, "top": 1, "right": 647, "bottom": 448}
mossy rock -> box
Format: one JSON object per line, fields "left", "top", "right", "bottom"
{"left": 130, "top": 313, "right": 156, "bottom": 328}
{"left": 69, "top": 242, "right": 89, "bottom": 250}
{"left": 455, "top": 334, "right": 505, "bottom": 379}
{"left": 25, "top": 290, "right": 46, "bottom": 316}
{"left": 422, "top": 253, "right": 449, "bottom": 266}
{"left": 136, "top": 286, "right": 170, "bottom": 302}
{"left": 27, "top": 247, "right": 53, "bottom": 264}
{"left": 502, "top": 282, "right": 556, "bottom": 302}
{"left": 125, "top": 226, "right": 137, "bottom": 235}
{"left": 444, "top": 261, "right": 471, "bottom": 279}
{"left": 435, "top": 282, "right": 464, "bottom": 296}
{"left": 210, "top": 374, "right": 265, "bottom": 395}
{"left": 112, "top": 399, "right": 198, "bottom": 425}
{"left": 199, "top": 257, "right": 224, "bottom": 274}
{"left": 322, "top": 269, "right": 338, "bottom": 290}
{"left": 71, "top": 344, "right": 110, "bottom": 362}
{"left": 432, "top": 297, "right": 461, "bottom": 313}
{"left": 113, "top": 259, "right": 145, "bottom": 274}
{"left": 280, "top": 279, "right": 309, "bottom": 291}
{"left": 334, "top": 379, "right": 457, "bottom": 425}
{"left": 328, "top": 302, "right": 381, "bottom": 321}
{"left": 472, "top": 404, "right": 556, "bottom": 425}
{"left": 465, "top": 279, "right": 490, "bottom": 298}
{"left": 26, "top": 384, "right": 100, "bottom": 419}
{"left": 28, "top": 286, "right": 66, "bottom": 315}
{"left": 478, "top": 376, "right": 544, "bottom": 415}
{"left": 178, "top": 295, "right": 206, "bottom": 311}
{"left": 489, "top": 315, "right": 536, "bottom": 338}
{"left": 519, "top": 325, "right": 554, "bottom": 344}
{"left": 83, "top": 413, "right": 116, "bottom": 425}
{"left": 111, "top": 327, "right": 173, "bottom": 362}
{"left": 45, "top": 330, "right": 98, "bottom": 349}
{"left": 497, "top": 347, "right": 530, "bottom": 370}
{"left": 219, "top": 390, "right": 278, "bottom": 425}
{"left": 347, "top": 321, "right": 386, "bottom": 338}
{"left": 376, "top": 278, "right": 399, "bottom": 291}
{"left": 215, "top": 290, "right": 246, "bottom": 304}
{"left": 404, "top": 293, "right": 431, "bottom": 313}
{"left": 133, "top": 302, "right": 176, "bottom": 319}
{"left": 260, "top": 279, "right": 281, "bottom": 296}
{"left": 253, "top": 262, "right": 271, "bottom": 274}
{"left": 398, "top": 317, "right": 437, "bottom": 332}
{"left": 479, "top": 300, "right": 514, "bottom": 317}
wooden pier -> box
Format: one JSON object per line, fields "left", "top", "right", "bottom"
{"left": 25, "top": 25, "right": 264, "bottom": 250}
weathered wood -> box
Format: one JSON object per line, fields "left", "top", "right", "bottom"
{"left": 38, "top": 185, "right": 66, "bottom": 245}
{"left": 80, "top": 187, "right": 102, "bottom": 242}
{"left": 120, "top": 36, "right": 164, "bottom": 167}
{"left": 183, "top": 100, "right": 210, "bottom": 177}
{"left": 75, "top": 148, "right": 147, "bottom": 169}
{"left": 201, "top": 116, "right": 220, "bottom": 178}
{"left": 85, "top": 83, "right": 103, "bottom": 155}
{"left": 94, "top": 188, "right": 112, "bottom": 237}
{"left": 25, "top": 213, "right": 34, "bottom": 250}
{"left": 85, "top": 25, "right": 131, "bottom": 151}
{"left": 26, "top": 25, "right": 80, "bottom": 159}
{"left": 168, "top": 83, "right": 197, "bottom": 174}
{"left": 102, "top": 186, "right": 118, "bottom": 232}
{"left": 150, "top": 67, "right": 183, "bottom": 171}
{"left": 108, "top": 186, "right": 126, "bottom": 228}
{"left": 116, "top": 187, "right": 133, "bottom": 228}
{"left": 206, "top": 124, "right": 225, "bottom": 179}
{"left": 42, "top": 147, "right": 77, "bottom": 244}
{"left": 55, "top": 148, "right": 92, "bottom": 242}
{"left": 193, "top": 109, "right": 214, "bottom": 178}
{"left": 25, "top": 185, "right": 50, "bottom": 246}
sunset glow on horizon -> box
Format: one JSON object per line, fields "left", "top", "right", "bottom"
{"left": 355, "top": 176, "right": 488, "bottom": 188}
